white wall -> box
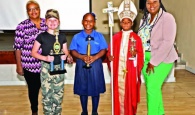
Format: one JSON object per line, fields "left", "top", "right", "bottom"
{"left": 0, "top": 0, "right": 90, "bottom": 30}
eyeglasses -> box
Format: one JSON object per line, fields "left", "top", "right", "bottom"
{"left": 27, "top": 7, "right": 40, "bottom": 12}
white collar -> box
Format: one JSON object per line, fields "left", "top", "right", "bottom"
{"left": 122, "top": 30, "right": 133, "bottom": 35}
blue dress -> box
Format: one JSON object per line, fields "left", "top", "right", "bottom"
{"left": 69, "top": 30, "right": 108, "bottom": 96}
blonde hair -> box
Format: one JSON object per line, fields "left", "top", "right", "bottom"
{"left": 26, "top": 0, "right": 40, "bottom": 10}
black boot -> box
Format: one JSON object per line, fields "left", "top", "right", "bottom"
{"left": 81, "top": 112, "right": 88, "bottom": 115}
{"left": 92, "top": 112, "right": 98, "bottom": 115}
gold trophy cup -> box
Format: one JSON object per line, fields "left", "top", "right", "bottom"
{"left": 49, "top": 29, "right": 67, "bottom": 75}
{"left": 83, "top": 35, "right": 94, "bottom": 69}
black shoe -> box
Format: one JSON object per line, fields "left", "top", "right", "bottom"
{"left": 92, "top": 112, "right": 98, "bottom": 115}
{"left": 81, "top": 112, "right": 88, "bottom": 115}
{"left": 32, "top": 112, "right": 38, "bottom": 115}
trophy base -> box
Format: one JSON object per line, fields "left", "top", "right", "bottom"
{"left": 50, "top": 52, "right": 64, "bottom": 56}
{"left": 83, "top": 65, "right": 92, "bottom": 69}
{"left": 49, "top": 69, "right": 67, "bottom": 75}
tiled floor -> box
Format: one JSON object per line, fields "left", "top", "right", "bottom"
{"left": 0, "top": 70, "right": 195, "bottom": 115}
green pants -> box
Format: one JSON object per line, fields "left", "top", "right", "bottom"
{"left": 142, "top": 52, "right": 173, "bottom": 115}
{"left": 41, "top": 62, "right": 65, "bottom": 115}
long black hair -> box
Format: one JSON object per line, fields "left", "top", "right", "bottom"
{"left": 143, "top": 0, "right": 166, "bottom": 20}
{"left": 138, "top": 0, "right": 166, "bottom": 32}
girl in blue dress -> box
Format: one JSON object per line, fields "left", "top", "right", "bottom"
{"left": 69, "top": 13, "right": 108, "bottom": 115}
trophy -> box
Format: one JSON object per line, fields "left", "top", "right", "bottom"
{"left": 49, "top": 29, "right": 67, "bottom": 75}
{"left": 83, "top": 35, "right": 94, "bottom": 69}
{"left": 129, "top": 37, "right": 136, "bottom": 60}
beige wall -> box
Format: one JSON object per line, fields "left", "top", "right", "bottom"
{"left": 92, "top": 0, "right": 195, "bottom": 72}
{"left": 92, "top": 0, "right": 121, "bottom": 34}
{"left": 162, "top": 0, "right": 195, "bottom": 72}
{"left": 92, "top": 0, "right": 140, "bottom": 34}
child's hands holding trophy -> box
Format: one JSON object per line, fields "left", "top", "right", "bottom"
{"left": 46, "top": 55, "right": 54, "bottom": 62}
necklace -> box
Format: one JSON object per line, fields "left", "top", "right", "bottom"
{"left": 121, "top": 31, "right": 131, "bottom": 78}
{"left": 138, "top": 8, "right": 164, "bottom": 33}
